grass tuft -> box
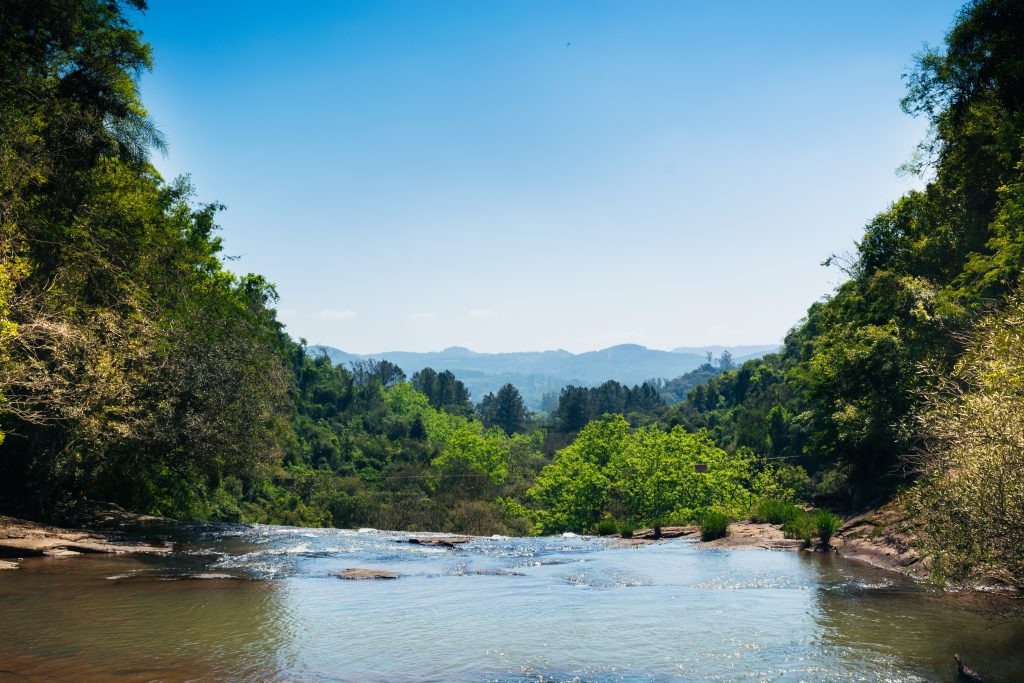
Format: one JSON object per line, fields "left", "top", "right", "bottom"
{"left": 699, "top": 509, "right": 730, "bottom": 541}
{"left": 816, "top": 510, "right": 842, "bottom": 546}
{"left": 750, "top": 499, "right": 801, "bottom": 525}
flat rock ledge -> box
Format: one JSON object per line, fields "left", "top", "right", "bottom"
{"left": 0, "top": 560, "right": 19, "bottom": 570}
{"left": 333, "top": 568, "right": 400, "bottom": 580}
{"left": 701, "top": 522, "right": 806, "bottom": 550}
{"left": 407, "top": 536, "right": 474, "bottom": 548}
{"left": 0, "top": 514, "right": 172, "bottom": 569}
{"left": 629, "top": 525, "right": 700, "bottom": 540}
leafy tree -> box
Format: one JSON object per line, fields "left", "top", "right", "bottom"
{"left": 350, "top": 359, "right": 406, "bottom": 388}
{"left": 528, "top": 414, "right": 782, "bottom": 534}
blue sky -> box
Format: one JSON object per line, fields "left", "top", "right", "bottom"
{"left": 137, "top": 1, "right": 964, "bottom": 353}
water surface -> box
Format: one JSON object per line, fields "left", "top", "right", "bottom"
{"left": 1, "top": 526, "right": 1021, "bottom": 682}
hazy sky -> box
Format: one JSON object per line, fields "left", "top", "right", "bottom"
{"left": 137, "top": 1, "right": 963, "bottom": 353}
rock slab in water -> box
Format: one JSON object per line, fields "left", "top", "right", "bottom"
{"left": 333, "top": 568, "right": 400, "bottom": 580}
{"left": 408, "top": 536, "right": 474, "bottom": 548}
{"left": 631, "top": 526, "right": 700, "bottom": 540}
{"left": 472, "top": 568, "right": 524, "bottom": 576}
{"left": 0, "top": 560, "right": 19, "bottom": 570}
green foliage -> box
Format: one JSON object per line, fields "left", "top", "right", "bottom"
{"left": 907, "top": 294, "right": 1024, "bottom": 587}
{"left": 655, "top": 363, "right": 724, "bottom": 404}
{"left": 815, "top": 510, "right": 842, "bottom": 546}
{"left": 268, "top": 349, "right": 550, "bottom": 534}
{"left": 477, "top": 383, "right": 529, "bottom": 436}
{"left": 782, "top": 513, "right": 816, "bottom": 546}
{"left": 411, "top": 368, "right": 472, "bottom": 415}
{"left": 750, "top": 499, "right": 801, "bottom": 526}
{"left": 527, "top": 415, "right": 771, "bottom": 534}
{"left": 699, "top": 508, "right": 730, "bottom": 541}
{"left": 552, "top": 381, "right": 662, "bottom": 434}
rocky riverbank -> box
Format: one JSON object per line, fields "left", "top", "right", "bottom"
{"left": 830, "top": 503, "right": 930, "bottom": 581}
{"left": 0, "top": 505, "right": 173, "bottom": 570}
{"left": 620, "top": 505, "right": 932, "bottom": 583}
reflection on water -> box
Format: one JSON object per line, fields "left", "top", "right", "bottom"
{"left": 810, "top": 551, "right": 1024, "bottom": 683}
{"left": 0, "top": 525, "right": 1021, "bottom": 682}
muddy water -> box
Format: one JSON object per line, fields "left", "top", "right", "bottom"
{"left": 0, "top": 525, "right": 1021, "bottom": 682}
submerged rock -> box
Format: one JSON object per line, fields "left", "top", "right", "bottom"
{"left": 472, "top": 568, "right": 524, "bottom": 576}
{"left": 333, "top": 568, "right": 400, "bottom": 580}
{"left": 183, "top": 573, "right": 243, "bottom": 581}
{"left": 111, "top": 572, "right": 248, "bottom": 583}
{"left": 955, "top": 653, "right": 986, "bottom": 682}
{"left": 0, "top": 560, "right": 19, "bottom": 570}
{"left": 608, "top": 538, "right": 657, "bottom": 548}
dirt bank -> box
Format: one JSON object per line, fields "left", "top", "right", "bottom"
{"left": 0, "top": 505, "right": 173, "bottom": 570}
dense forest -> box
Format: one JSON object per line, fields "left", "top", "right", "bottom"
{"left": 1, "top": 0, "right": 1023, "bottom": 585}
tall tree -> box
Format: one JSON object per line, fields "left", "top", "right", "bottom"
{"left": 411, "top": 367, "right": 472, "bottom": 414}
{"left": 478, "top": 383, "right": 528, "bottom": 435}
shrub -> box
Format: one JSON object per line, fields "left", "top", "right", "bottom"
{"left": 595, "top": 519, "right": 618, "bottom": 536}
{"left": 618, "top": 523, "right": 634, "bottom": 539}
{"left": 700, "top": 509, "right": 730, "bottom": 541}
{"left": 751, "top": 499, "right": 801, "bottom": 525}
{"left": 782, "top": 512, "right": 816, "bottom": 546}
{"left": 816, "top": 510, "right": 842, "bottom": 546}
{"left": 909, "top": 297, "right": 1024, "bottom": 587}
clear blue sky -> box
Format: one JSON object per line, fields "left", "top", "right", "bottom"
{"left": 137, "top": 1, "right": 964, "bottom": 353}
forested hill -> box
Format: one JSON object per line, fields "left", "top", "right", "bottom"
{"left": 312, "top": 344, "right": 777, "bottom": 408}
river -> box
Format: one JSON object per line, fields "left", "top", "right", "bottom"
{"left": 0, "top": 525, "right": 1021, "bottom": 682}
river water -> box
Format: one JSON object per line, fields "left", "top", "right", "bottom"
{"left": 0, "top": 525, "right": 1021, "bottom": 682}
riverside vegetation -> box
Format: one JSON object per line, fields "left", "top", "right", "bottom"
{"left": 2, "top": 0, "right": 1023, "bottom": 588}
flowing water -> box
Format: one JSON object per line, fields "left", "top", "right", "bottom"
{"left": 0, "top": 525, "right": 1021, "bottom": 682}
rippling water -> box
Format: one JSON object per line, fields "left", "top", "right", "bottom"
{"left": 1, "top": 526, "right": 1021, "bottom": 682}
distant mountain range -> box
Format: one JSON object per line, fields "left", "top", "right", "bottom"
{"left": 311, "top": 344, "right": 778, "bottom": 410}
